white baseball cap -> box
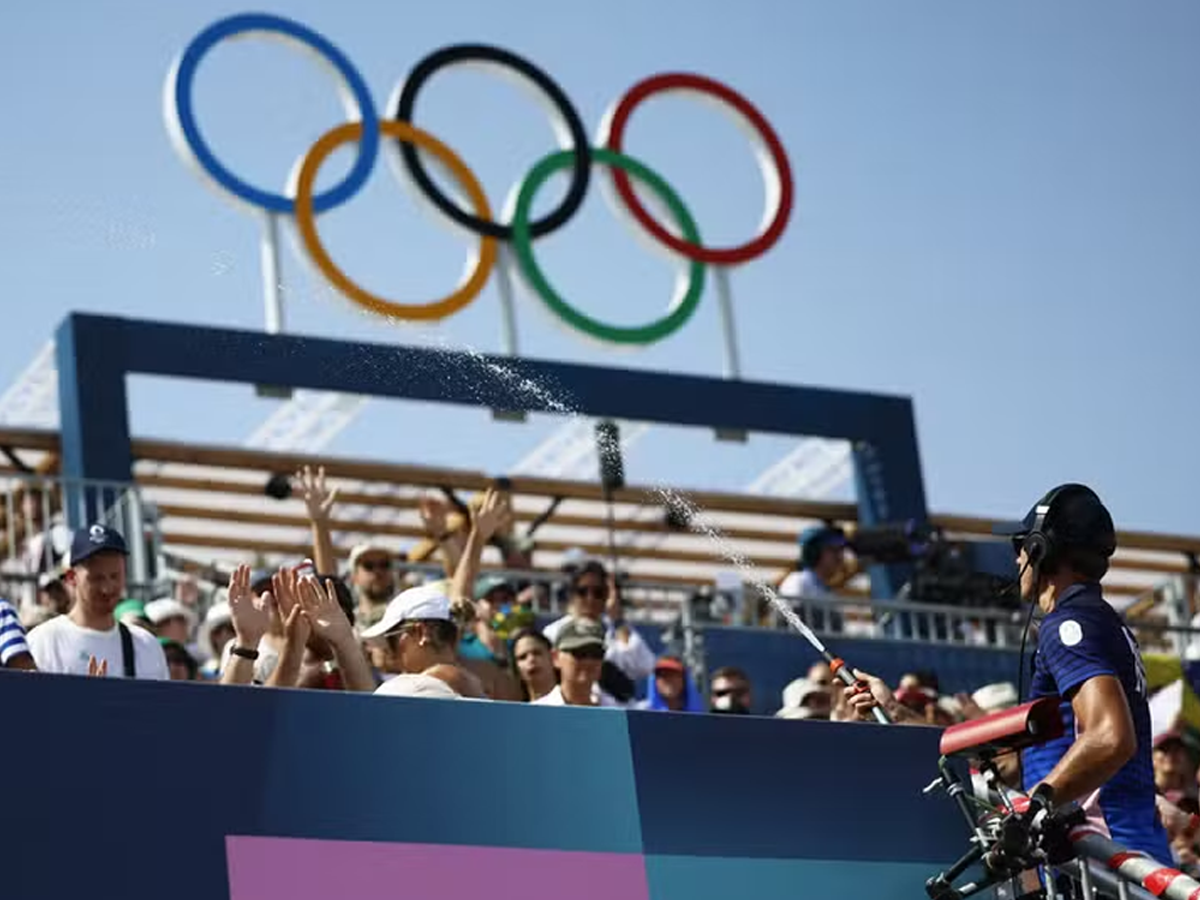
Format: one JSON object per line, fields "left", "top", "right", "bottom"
{"left": 972, "top": 682, "right": 1019, "bottom": 713}
{"left": 199, "top": 600, "right": 233, "bottom": 659}
{"left": 349, "top": 543, "right": 394, "bottom": 569}
{"left": 359, "top": 581, "right": 453, "bottom": 639}
{"left": 144, "top": 598, "right": 198, "bottom": 630}
{"left": 781, "top": 677, "right": 828, "bottom": 710}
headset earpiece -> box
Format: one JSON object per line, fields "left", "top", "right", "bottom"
{"left": 1023, "top": 531, "right": 1050, "bottom": 566}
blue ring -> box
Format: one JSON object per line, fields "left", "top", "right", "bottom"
{"left": 171, "top": 13, "right": 379, "bottom": 214}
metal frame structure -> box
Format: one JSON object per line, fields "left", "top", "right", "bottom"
{"left": 54, "top": 312, "right": 929, "bottom": 597}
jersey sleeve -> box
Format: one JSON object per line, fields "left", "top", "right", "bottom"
{"left": 0, "top": 600, "right": 30, "bottom": 665}
{"left": 1039, "top": 609, "right": 1120, "bottom": 698}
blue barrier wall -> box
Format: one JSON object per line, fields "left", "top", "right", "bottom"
{"left": 600, "top": 617, "right": 1023, "bottom": 714}
{"left": 698, "top": 627, "right": 1024, "bottom": 714}
{"left": 1, "top": 673, "right": 970, "bottom": 900}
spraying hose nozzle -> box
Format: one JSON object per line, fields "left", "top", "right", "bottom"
{"left": 830, "top": 657, "right": 891, "bottom": 725}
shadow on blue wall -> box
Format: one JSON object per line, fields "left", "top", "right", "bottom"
{"left": 0, "top": 672, "right": 970, "bottom": 900}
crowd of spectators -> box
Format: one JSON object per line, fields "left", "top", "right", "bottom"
{"left": 5, "top": 465, "right": 1200, "bottom": 875}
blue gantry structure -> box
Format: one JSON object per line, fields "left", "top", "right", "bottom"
{"left": 53, "top": 311, "right": 929, "bottom": 598}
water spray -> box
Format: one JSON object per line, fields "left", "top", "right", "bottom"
{"left": 654, "top": 487, "right": 891, "bottom": 725}
{"left": 766, "top": 584, "right": 892, "bottom": 725}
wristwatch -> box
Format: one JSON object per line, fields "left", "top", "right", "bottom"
{"left": 230, "top": 646, "right": 260, "bottom": 661}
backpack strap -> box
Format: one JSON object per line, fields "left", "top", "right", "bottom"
{"left": 117, "top": 622, "right": 136, "bottom": 678}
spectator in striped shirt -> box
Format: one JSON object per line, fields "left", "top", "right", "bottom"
{"left": 0, "top": 598, "right": 36, "bottom": 670}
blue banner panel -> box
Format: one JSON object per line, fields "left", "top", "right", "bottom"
{"left": 0, "top": 672, "right": 969, "bottom": 900}
{"left": 644, "top": 854, "right": 942, "bottom": 900}
{"left": 0, "top": 675, "right": 642, "bottom": 900}
{"left": 627, "top": 709, "right": 963, "bottom": 863}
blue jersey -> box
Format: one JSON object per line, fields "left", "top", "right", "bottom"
{"left": 1021, "top": 583, "right": 1170, "bottom": 863}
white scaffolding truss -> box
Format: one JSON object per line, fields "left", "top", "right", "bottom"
{"left": 745, "top": 438, "right": 853, "bottom": 499}
{"left": 243, "top": 390, "right": 368, "bottom": 452}
{"left": 0, "top": 342, "right": 60, "bottom": 429}
{"left": 510, "top": 418, "right": 650, "bottom": 480}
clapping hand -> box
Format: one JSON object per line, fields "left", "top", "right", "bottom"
{"left": 228, "top": 563, "right": 271, "bottom": 647}
{"left": 273, "top": 565, "right": 311, "bottom": 648}
{"left": 297, "top": 575, "right": 354, "bottom": 648}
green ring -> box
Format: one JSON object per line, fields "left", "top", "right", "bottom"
{"left": 510, "top": 147, "right": 706, "bottom": 346}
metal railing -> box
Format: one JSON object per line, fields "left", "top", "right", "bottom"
{"left": 360, "top": 560, "right": 1200, "bottom": 661}
{"left": 0, "top": 473, "right": 160, "bottom": 607}
{"left": 966, "top": 781, "right": 1193, "bottom": 900}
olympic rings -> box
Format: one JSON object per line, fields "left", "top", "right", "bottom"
{"left": 165, "top": 13, "right": 795, "bottom": 347}
{"left": 598, "top": 72, "right": 794, "bottom": 267}
{"left": 166, "top": 13, "right": 379, "bottom": 215}
{"left": 512, "top": 148, "right": 704, "bottom": 345}
{"left": 390, "top": 44, "right": 592, "bottom": 242}
{"left": 292, "top": 121, "right": 497, "bottom": 322}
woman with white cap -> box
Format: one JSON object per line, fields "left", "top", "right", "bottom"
{"left": 360, "top": 488, "right": 510, "bottom": 699}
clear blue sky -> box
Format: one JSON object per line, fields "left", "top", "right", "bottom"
{"left": 2, "top": 0, "right": 1198, "bottom": 534}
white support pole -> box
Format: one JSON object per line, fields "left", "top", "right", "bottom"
{"left": 713, "top": 266, "right": 741, "bottom": 381}
{"left": 260, "top": 212, "right": 285, "bottom": 335}
{"left": 494, "top": 244, "right": 520, "bottom": 357}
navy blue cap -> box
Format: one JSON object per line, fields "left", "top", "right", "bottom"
{"left": 798, "top": 525, "right": 846, "bottom": 550}
{"left": 992, "top": 484, "right": 1116, "bottom": 555}
{"left": 68, "top": 523, "right": 129, "bottom": 566}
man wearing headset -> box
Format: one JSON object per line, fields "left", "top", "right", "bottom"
{"left": 851, "top": 483, "right": 1170, "bottom": 864}
{"left": 990, "top": 483, "right": 1169, "bottom": 863}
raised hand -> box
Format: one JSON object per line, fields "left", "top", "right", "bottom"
{"left": 418, "top": 495, "right": 449, "bottom": 537}
{"left": 297, "top": 576, "right": 354, "bottom": 647}
{"left": 297, "top": 465, "right": 338, "bottom": 523}
{"left": 227, "top": 563, "right": 270, "bottom": 647}
{"left": 471, "top": 487, "right": 512, "bottom": 542}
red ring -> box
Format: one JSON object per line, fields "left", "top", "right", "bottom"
{"left": 602, "top": 72, "right": 794, "bottom": 267}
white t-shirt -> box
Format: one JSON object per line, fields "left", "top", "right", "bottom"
{"left": 27, "top": 615, "right": 169, "bottom": 680}
{"left": 532, "top": 684, "right": 621, "bottom": 708}
{"left": 218, "top": 636, "right": 281, "bottom": 684}
{"left": 374, "top": 672, "right": 464, "bottom": 700}
{"left": 778, "top": 569, "right": 830, "bottom": 600}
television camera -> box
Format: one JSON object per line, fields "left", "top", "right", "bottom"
{"left": 848, "top": 521, "right": 1020, "bottom": 609}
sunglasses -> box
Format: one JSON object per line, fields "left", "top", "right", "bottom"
{"left": 711, "top": 685, "right": 749, "bottom": 698}
{"left": 566, "top": 645, "right": 605, "bottom": 661}
{"left": 1010, "top": 535, "right": 1028, "bottom": 556}
{"left": 359, "top": 559, "right": 392, "bottom": 572}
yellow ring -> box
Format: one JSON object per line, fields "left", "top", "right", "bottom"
{"left": 292, "top": 120, "right": 497, "bottom": 321}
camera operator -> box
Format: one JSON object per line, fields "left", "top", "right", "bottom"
{"left": 991, "top": 483, "right": 1171, "bottom": 864}
{"left": 777, "top": 526, "right": 850, "bottom": 632}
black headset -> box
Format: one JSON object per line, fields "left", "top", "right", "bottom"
{"left": 1018, "top": 482, "right": 1110, "bottom": 572}
{"left": 1019, "top": 486, "right": 1068, "bottom": 570}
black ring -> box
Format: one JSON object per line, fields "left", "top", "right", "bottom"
{"left": 392, "top": 44, "right": 592, "bottom": 241}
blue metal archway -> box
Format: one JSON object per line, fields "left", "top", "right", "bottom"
{"left": 54, "top": 312, "right": 928, "bottom": 597}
